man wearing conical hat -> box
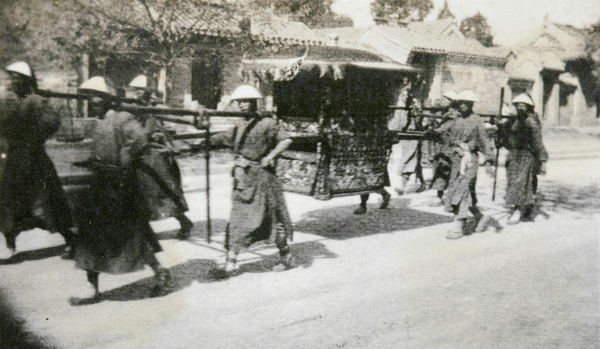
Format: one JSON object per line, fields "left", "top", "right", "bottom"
{"left": 0, "top": 62, "right": 75, "bottom": 260}
{"left": 127, "top": 74, "right": 193, "bottom": 240}
{"left": 70, "top": 76, "right": 171, "bottom": 303}
{"left": 428, "top": 90, "right": 495, "bottom": 239}
{"left": 428, "top": 90, "right": 461, "bottom": 207}
{"left": 498, "top": 93, "right": 548, "bottom": 225}
{"left": 211, "top": 84, "right": 295, "bottom": 276}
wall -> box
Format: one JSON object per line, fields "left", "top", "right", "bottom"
{"left": 435, "top": 56, "right": 509, "bottom": 114}
{"left": 169, "top": 58, "right": 193, "bottom": 108}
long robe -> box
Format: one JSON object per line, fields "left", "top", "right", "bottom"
{"left": 500, "top": 113, "right": 548, "bottom": 207}
{"left": 0, "top": 94, "right": 73, "bottom": 238}
{"left": 429, "top": 110, "right": 459, "bottom": 191}
{"left": 74, "top": 110, "right": 161, "bottom": 274}
{"left": 135, "top": 115, "right": 188, "bottom": 221}
{"left": 441, "top": 113, "right": 493, "bottom": 218}
{"left": 214, "top": 116, "right": 293, "bottom": 253}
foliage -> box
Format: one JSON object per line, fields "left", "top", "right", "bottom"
{"left": 250, "top": 0, "right": 353, "bottom": 28}
{"left": 437, "top": 0, "right": 454, "bottom": 20}
{"left": 371, "top": 0, "right": 434, "bottom": 23}
{"left": 0, "top": 0, "right": 256, "bottom": 70}
{"left": 584, "top": 19, "right": 600, "bottom": 86}
{"left": 459, "top": 12, "right": 493, "bottom": 47}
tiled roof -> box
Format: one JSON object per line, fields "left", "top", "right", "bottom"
{"left": 315, "top": 22, "right": 508, "bottom": 63}
{"left": 251, "top": 16, "right": 324, "bottom": 46}
{"left": 505, "top": 50, "right": 565, "bottom": 80}
{"left": 513, "top": 20, "right": 587, "bottom": 61}
{"left": 405, "top": 18, "right": 457, "bottom": 38}
{"left": 372, "top": 25, "right": 507, "bottom": 61}
{"left": 130, "top": 1, "right": 243, "bottom": 37}
{"left": 313, "top": 27, "right": 369, "bottom": 44}
{"left": 129, "top": 2, "right": 324, "bottom": 45}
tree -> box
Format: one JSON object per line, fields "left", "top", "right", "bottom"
{"left": 459, "top": 12, "right": 493, "bottom": 47}
{"left": 437, "top": 0, "right": 455, "bottom": 20}
{"left": 251, "top": 0, "right": 353, "bottom": 28}
{"left": 585, "top": 19, "right": 600, "bottom": 88}
{"left": 371, "top": 0, "right": 434, "bottom": 23}
{"left": 1, "top": 0, "right": 257, "bottom": 100}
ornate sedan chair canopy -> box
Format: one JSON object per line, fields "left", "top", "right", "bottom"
{"left": 241, "top": 56, "right": 420, "bottom": 200}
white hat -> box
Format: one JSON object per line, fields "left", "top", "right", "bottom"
{"left": 5, "top": 62, "right": 33, "bottom": 77}
{"left": 456, "top": 90, "right": 479, "bottom": 102}
{"left": 129, "top": 74, "right": 148, "bottom": 88}
{"left": 442, "top": 90, "right": 458, "bottom": 100}
{"left": 230, "top": 85, "right": 263, "bottom": 100}
{"left": 79, "top": 76, "right": 115, "bottom": 96}
{"left": 512, "top": 93, "right": 534, "bottom": 107}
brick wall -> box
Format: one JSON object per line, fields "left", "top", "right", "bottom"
{"left": 168, "top": 59, "right": 193, "bottom": 108}
{"left": 433, "top": 57, "right": 509, "bottom": 114}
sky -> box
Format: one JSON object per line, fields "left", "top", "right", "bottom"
{"left": 330, "top": 0, "right": 600, "bottom": 46}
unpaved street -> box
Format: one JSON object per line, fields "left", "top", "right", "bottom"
{"left": 0, "top": 130, "right": 598, "bottom": 349}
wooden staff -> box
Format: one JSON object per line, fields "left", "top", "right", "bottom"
{"left": 492, "top": 87, "right": 505, "bottom": 201}
{"left": 200, "top": 115, "right": 212, "bottom": 243}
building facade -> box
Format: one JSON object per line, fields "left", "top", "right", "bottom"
{"left": 506, "top": 19, "right": 599, "bottom": 127}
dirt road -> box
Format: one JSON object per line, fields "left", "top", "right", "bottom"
{"left": 0, "top": 130, "right": 598, "bottom": 349}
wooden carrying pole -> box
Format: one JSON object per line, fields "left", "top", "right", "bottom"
{"left": 492, "top": 87, "right": 505, "bottom": 201}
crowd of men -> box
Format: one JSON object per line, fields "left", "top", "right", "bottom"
{"left": 0, "top": 61, "right": 548, "bottom": 303}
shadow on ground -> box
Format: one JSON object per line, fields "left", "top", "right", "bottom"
{"left": 0, "top": 291, "right": 58, "bottom": 349}
{"left": 0, "top": 245, "right": 65, "bottom": 265}
{"left": 540, "top": 182, "right": 600, "bottom": 212}
{"left": 157, "top": 219, "right": 229, "bottom": 240}
{"left": 294, "top": 198, "right": 453, "bottom": 240}
{"left": 83, "top": 241, "right": 334, "bottom": 304}
{"left": 235, "top": 241, "right": 337, "bottom": 275}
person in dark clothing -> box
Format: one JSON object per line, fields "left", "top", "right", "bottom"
{"left": 428, "top": 90, "right": 460, "bottom": 207}
{"left": 428, "top": 90, "right": 495, "bottom": 239}
{"left": 211, "top": 85, "right": 295, "bottom": 276}
{"left": 70, "top": 77, "right": 170, "bottom": 304}
{"left": 498, "top": 93, "right": 548, "bottom": 224}
{"left": 0, "top": 62, "right": 74, "bottom": 260}
{"left": 128, "top": 75, "right": 193, "bottom": 240}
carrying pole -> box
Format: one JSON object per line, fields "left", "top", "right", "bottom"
{"left": 492, "top": 87, "right": 505, "bottom": 201}
{"left": 201, "top": 115, "right": 212, "bottom": 242}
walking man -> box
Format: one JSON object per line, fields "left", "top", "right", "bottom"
{"left": 71, "top": 77, "right": 170, "bottom": 303}
{"left": 128, "top": 74, "right": 193, "bottom": 239}
{"left": 430, "top": 90, "right": 494, "bottom": 239}
{"left": 211, "top": 85, "right": 295, "bottom": 275}
{"left": 0, "top": 62, "right": 74, "bottom": 260}
{"left": 498, "top": 93, "right": 548, "bottom": 224}
{"left": 428, "top": 90, "right": 460, "bottom": 207}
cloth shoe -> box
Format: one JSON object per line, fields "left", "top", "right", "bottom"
{"left": 61, "top": 245, "right": 74, "bottom": 260}
{"left": 177, "top": 215, "right": 193, "bottom": 240}
{"left": 429, "top": 197, "right": 443, "bottom": 207}
{"left": 153, "top": 268, "right": 172, "bottom": 293}
{"left": 273, "top": 250, "right": 295, "bottom": 272}
{"left": 353, "top": 206, "right": 367, "bottom": 215}
{"left": 507, "top": 209, "right": 521, "bottom": 225}
{"left": 475, "top": 216, "right": 503, "bottom": 233}
{"left": 446, "top": 220, "right": 464, "bottom": 240}
{"left": 69, "top": 285, "right": 100, "bottom": 306}
{"left": 379, "top": 192, "right": 391, "bottom": 209}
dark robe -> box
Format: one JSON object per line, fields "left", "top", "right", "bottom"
{"left": 74, "top": 110, "right": 161, "bottom": 274}
{"left": 0, "top": 94, "right": 73, "bottom": 237}
{"left": 500, "top": 113, "right": 548, "bottom": 207}
{"left": 214, "top": 116, "right": 293, "bottom": 253}
{"left": 134, "top": 115, "right": 188, "bottom": 221}
{"left": 441, "top": 113, "right": 493, "bottom": 218}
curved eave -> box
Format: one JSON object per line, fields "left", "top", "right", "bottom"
{"left": 409, "top": 47, "right": 507, "bottom": 65}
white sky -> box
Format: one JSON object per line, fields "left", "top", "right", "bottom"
{"left": 330, "top": 0, "right": 600, "bottom": 46}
